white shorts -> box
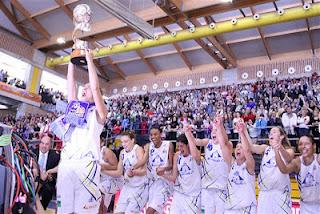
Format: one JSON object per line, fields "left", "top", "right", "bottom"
{"left": 100, "top": 177, "right": 123, "bottom": 208}
{"left": 225, "top": 204, "right": 257, "bottom": 214}
{"left": 170, "top": 191, "right": 201, "bottom": 214}
{"left": 148, "top": 179, "right": 173, "bottom": 213}
{"left": 300, "top": 201, "right": 320, "bottom": 214}
{"left": 57, "top": 160, "right": 101, "bottom": 214}
{"left": 114, "top": 183, "right": 148, "bottom": 214}
{"left": 201, "top": 188, "right": 226, "bottom": 214}
{"left": 257, "top": 190, "right": 291, "bottom": 214}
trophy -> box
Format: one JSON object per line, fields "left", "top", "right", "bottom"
{"left": 70, "top": 4, "right": 92, "bottom": 66}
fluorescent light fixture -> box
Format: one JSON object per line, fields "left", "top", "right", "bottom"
{"left": 220, "top": 0, "right": 233, "bottom": 3}
{"left": 208, "top": 43, "right": 213, "bottom": 47}
{"left": 57, "top": 37, "right": 66, "bottom": 44}
{"left": 95, "top": 0, "right": 154, "bottom": 39}
{"left": 0, "top": 104, "right": 8, "bottom": 109}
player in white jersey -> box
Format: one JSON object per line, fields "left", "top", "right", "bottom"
{"left": 133, "top": 126, "right": 174, "bottom": 214}
{"left": 251, "top": 127, "right": 295, "bottom": 214}
{"left": 99, "top": 139, "right": 123, "bottom": 213}
{"left": 224, "top": 120, "right": 257, "bottom": 214}
{"left": 103, "top": 131, "right": 148, "bottom": 214}
{"left": 162, "top": 132, "right": 202, "bottom": 214}
{"left": 186, "top": 116, "right": 232, "bottom": 213}
{"left": 53, "top": 49, "right": 107, "bottom": 214}
{"left": 275, "top": 135, "right": 320, "bottom": 214}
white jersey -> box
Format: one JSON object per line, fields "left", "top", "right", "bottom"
{"left": 226, "top": 162, "right": 257, "bottom": 210}
{"left": 61, "top": 109, "right": 103, "bottom": 162}
{"left": 202, "top": 140, "right": 229, "bottom": 190}
{"left": 297, "top": 154, "right": 320, "bottom": 203}
{"left": 121, "top": 144, "right": 147, "bottom": 187}
{"left": 175, "top": 153, "right": 201, "bottom": 197}
{"left": 147, "top": 141, "right": 170, "bottom": 180}
{"left": 258, "top": 146, "right": 291, "bottom": 191}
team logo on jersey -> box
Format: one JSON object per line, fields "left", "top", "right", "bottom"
{"left": 207, "top": 150, "right": 224, "bottom": 162}
{"left": 123, "top": 159, "right": 132, "bottom": 170}
{"left": 179, "top": 162, "right": 193, "bottom": 175}
{"left": 300, "top": 172, "right": 316, "bottom": 188}
{"left": 230, "top": 171, "right": 245, "bottom": 185}
{"left": 151, "top": 154, "right": 165, "bottom": 167}
{"left": 262, "top": 147, "right": 276, "bottom": 168}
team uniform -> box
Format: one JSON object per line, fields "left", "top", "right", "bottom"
{"left": 147, "top": 141, "right": 173, "bottom": 213}
{"left": 257, "top": 146, "right": 292, "bottom": 214}
{"left": 201, "top": 140, "right": 229, "bottom": 213}
{"left": 115, "top": 144, "right": 148, "bottom": 214}
{"left": 296, "top": 154, "right": 320, "bottom": 214}
{"left": 225, "top": 162, "right": 257, "bottom": 214}
{"left": 170, "top": 153, "right": 201, "bottom": 214}
{"left": 100, "top": 146, "right": 124, "bottom": 209}
{"left": 56, "top": 109, "right": 104, "bottom": 214}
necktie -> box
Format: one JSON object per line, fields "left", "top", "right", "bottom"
{"left": 39, "top": 153, "right": 45, "bottom": 171}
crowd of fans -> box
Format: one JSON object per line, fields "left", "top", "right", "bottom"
{"left": 0, "top": 69, "right": 26, "bottom": 89}
{"left": 104, "top": 73, "right": 320, "bottom": 151}
{"left": 1, "top": 73, "right": 320, "bottom": 153}
{"left": 39, "top": 84, "right": 67, "bottom": 105}
{"left": 0, "top": 113, "right": 56, "bottom": 141}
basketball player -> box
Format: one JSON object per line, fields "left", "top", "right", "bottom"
{"left": 161, "top": 132, "right": 202, "bottom": 214}
{"left": 251, "top": 127, "right": 294, "bottom": 214}
{"left": 275, "top": 135, "right": 320, "bottom": 214}
{"left": 133, "top": 126, "right": 174, "bottom": 214}
{"left": 186, "top": 116, "right": 232, "bottom": 213}
{"left": 224, "top": 121, "right": 257, "bottom": 214}
{"left": 52, "top": 49, "right": 107, "bottom": 214}
{"left": 99, "top": 138, "right": 123, "bottom": 213}
{"left": 103, "top": 131, "right": 148, "bottom": 214}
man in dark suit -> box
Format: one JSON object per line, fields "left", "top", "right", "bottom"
{"left": 34, "top": 134, "right": 60, "bottom": 210}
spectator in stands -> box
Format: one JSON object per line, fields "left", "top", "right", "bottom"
{"left": 242, "top": 108, "right": 256, "bottom": 123}
{"left": 282, "top": 106, "right": 298, "bottom": 146}
{"left": 33, "top": 134, "right": 60, "bottom": 210}
{"left": 268, "top": 111, "right": 282, "bottom": 127}
{"left": 297, "top": 109, "right": 310, "bottom": 137}
{"left": 255, "top": 113, "right": 268, "bottom": 139}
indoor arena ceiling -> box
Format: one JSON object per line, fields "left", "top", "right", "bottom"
{"left": 0, "top": 0, "right": 319, "bottom": 81}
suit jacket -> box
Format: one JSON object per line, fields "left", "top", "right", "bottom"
{"left": 34, "top": 149, "right": 60, "bottom": 209}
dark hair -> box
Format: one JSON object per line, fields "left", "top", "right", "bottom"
{"left": 151, "top": 124, "right": 162, "bottom": 133}
{"left": 121, "top": 130, "right": 136, "bottom": 140}
{"left": 177, "top": 134, "right": 188, "bottom": 145}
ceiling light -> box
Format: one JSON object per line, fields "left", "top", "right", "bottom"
{"left": 220, "top": 0, "right": 233, "bottom": 3}
{"left": 0, "top": 104, "right": 8, "bottom": 109}
{"left": 208, "top": 43, "right": 213, "bottom": 47}
{"left": 57, "top": 37, "right": 66, "bottom": 44}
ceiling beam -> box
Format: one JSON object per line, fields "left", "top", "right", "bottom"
{"left": 123, "top": 34, "right": 157, "bottom": 75}
{"left": 161, "top": 26, "right": 193, "bottom": 71}
{"left": 201, "top": 17, "right": 237, "bottom": 67}
{"left": 94, "top": 42, "right": 126, "bottom": 80}
{"left": 17, "top": 0, "right": 79, "bottom": 23}
{"left": 11, "top": 0, "right": 51, "bottom": 39}
{"left": 54, "top": 0, "right": 73, "bottom": 19}
{"left": 0, "top": 1, "right": 32, "bottom": 41}
{"left": 301, "top": 0, "right": 315, "bottom": 55}
{"left": 250, "top": 6, "right": 272, "bottom": 60}
{"left": 36, "top": 0, "right": 275, "bottom": 50}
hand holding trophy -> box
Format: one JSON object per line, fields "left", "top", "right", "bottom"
{"left": 70, "top": 4, "right": 92, "bottom": 65}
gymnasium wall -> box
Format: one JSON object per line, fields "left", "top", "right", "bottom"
{"left": 106, "top": 50, "right": 320, "bottom": 96}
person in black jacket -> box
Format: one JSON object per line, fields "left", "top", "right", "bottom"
{"left": 33, "top": 134, "right": 60, "bottom": 210}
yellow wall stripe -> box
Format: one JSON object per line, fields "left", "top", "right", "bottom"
{"left": 29, "top": 67, "right": 41, "bottom": 93}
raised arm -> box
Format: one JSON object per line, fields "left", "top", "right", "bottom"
{"left": 238, "top": 122, "right": 255, "bottom": 175}
{"left": 85, "top": 49, "right": 107, "bottom": 124}
{"left": 100, "top": 148, "right": 118, "bottom": 171}
{"left": 215, "top": 116, "right": 233, "bottom": 166}
{"left": 272, "top": 142, "right": 300, "bottom": 174}
{"left": 67, "top": 62, "right": 77, "bottom": 102}
{"left": 161, "top": 152, "right": 179, "bottom": 183}
{"left": 184, "top": 126, "right": 201, "bottom": 164}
